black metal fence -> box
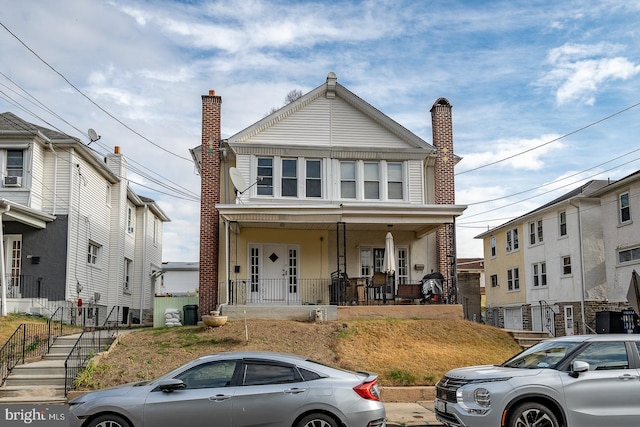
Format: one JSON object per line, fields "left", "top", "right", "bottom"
{"left": 5, "top": 274, "right": 65, "bottom": 300}
{"left": 64, "top": 306, "right": 119, "bottom": 396}
{"left": 0, "top": 307, "right": 65, "bottom": 387}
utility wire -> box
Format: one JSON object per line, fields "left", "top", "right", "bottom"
{"left": 0, "top": 19, "right": 193, "bottom": 162}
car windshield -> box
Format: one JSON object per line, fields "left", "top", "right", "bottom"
{"left": 501, "top": 340, "right": 583, "bottom": 369}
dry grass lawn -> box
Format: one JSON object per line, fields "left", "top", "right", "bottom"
{"left": 73, "top": 318, "right": 522, "bottom": 390}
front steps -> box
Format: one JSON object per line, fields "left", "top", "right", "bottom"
{"left": 507, "top": 330, "right": 552, "bottom": 348}
{"left": 0, "top": 333, "right": 114, "bottom": 404}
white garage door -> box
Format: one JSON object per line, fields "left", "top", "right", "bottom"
{"left": 504, "top": 307, "right": 523, "bottom": 330}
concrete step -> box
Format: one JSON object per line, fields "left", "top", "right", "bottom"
{"left": 4, "top": 374, "right": 66, "bottom": 387}
{"left": 0, "top": 385, "right": 65, "bottom": 399}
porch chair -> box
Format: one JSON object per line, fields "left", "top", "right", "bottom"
{"left": 370, "top": 272, "right": 388, "bottom": 303}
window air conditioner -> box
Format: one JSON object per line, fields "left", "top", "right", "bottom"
{"left": 3, "top": 176, "right": 22, "bottom": 187}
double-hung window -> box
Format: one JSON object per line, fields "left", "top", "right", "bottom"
{"left": 6, "top": 150, "right": 24, "bottom": 177}
{"left": 281, "top": 158, "right": 297, "bottom": 197}
{"left": 387, "top": 163, "right": 403, "bottom": 200}
{"left": 340, "top": 161, "right": 356, "bottom": 199}
{"left": 490, "top": 236, "right": 496, "bottom": 257}
{"left": 257, "top": 157, "right": 273, "bottom": 196}
{"left": 507, "top": 267, "right": 520, "bottom": 291}
{"left": 305, "top": 160, "right": 321, "bottom": 198}
{"left": 562, "top": 256, "right": 572, "bottom": 275}
{"left": 506, "top": 228, "right": 519, "bottom": 252}
{"left": 364, "top": 162, "right": 380, "bottom": 199}
{"left": 620, "top": 192, "right": 631, "bottom": 223}
{"left": 88, "top": 242, "right": 100, "bottom": 266}
{"left": 559, "top": 211, "right": 567, "bottom": 236}
{"left": 533, "top": 262, "right": 547, "bottom": 287}
{"left": 528, "top": 220, "right": 543, "bottom": 245}
{"left": 124, "top": 258, "right": 132, "bottom": 292}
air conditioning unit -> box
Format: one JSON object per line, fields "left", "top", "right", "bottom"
{"left": 3, "top": 176, "right": 22, "bottom": 187}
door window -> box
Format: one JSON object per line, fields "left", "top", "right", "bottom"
{"left": 174, "top": 360, "right": 237, "bottom": 389}
{"left": 571, "top": 342, "right": 629, "bottom": 370}
{"left": 241, "top": 362, "right": 302, "bottom": 386}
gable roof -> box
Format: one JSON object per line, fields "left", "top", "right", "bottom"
{"left": 475, "top": 179, "right": 610, "bottom": 238}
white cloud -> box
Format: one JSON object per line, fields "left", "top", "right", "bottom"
{"left": 541, "top": 42, "right": 640, "bottom": 105}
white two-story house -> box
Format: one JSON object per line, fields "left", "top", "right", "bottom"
{"left": 0, "top": 112, "right": 169, "bottom": 324}
{"left": 192, "top": 72, "right": 467, "bottom": 317}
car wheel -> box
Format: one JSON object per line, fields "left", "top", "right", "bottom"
{"left": 86, "top": 414, "right": 131, "bottom": 427}
{"left": 508, "top": 402, "right": 559, "bottom": 427}
{"left": 295, "top": 412, "right": 339, "bottom": 427}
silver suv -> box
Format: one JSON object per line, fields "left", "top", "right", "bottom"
{"left": 435, "top": 334, "right": 640, "bottom": 427}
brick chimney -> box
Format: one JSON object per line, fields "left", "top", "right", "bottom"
{"left": 199, "top": 90, "right": 222, "bottom": 316}
{"left": 430, "top": 98, "right": 456, "bottom": 302}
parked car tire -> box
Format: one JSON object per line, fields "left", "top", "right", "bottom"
{"left": 85, "top": 414, "right": 131, "bottom": 427}
{"left": 507, "top": 402, "right": 559, "bottom": 427}
{"left": 296, "top": 412, "right": 339, "bottom": 427}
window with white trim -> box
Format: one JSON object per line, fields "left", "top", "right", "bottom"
{"left": 127, "top": 205, "right": 134, "bottom": 233}
{"left": 387, "top": 162, "right": 403, "bottom": 200}
{"left": 397, "top": 247, "right": 408, "bottom": 284}
{"left": 529, "top": 220, "right": 543, "bottom": 245}
{"left": 364, "top": 162, "right": 380, "bottom": 200}
{"left": 490, "top": 236, "right": 496, "bottom": 257}
{"left": 88, "top": 242, "right": 101, "bottom": 266}
{"left": 562, "top": 256, "right": 572, "bottom": 275}
{"left": 559, "top": 211, "right": 567, "bottom": 236}
{"left": 506, "top": 228, "right": 519, "bottom": 252}
{"left": 533, "top": 262, "right": 547, "bottom": 287}
{"left": 507, "top": 267, "right": 520, "bottom": 291}
{"left": 257, "top": 157, "right": 273, "bottom": 196}
{"left": 340, "top": 161, "right": 356, "bottom": 199}
{"left": 618, "top": 246, "right": 640, "bottom": 263}
{"left": 619, "top": 192, "right": 631, "bottom": 223}
{"left": 6, "top": 150, "right": 24, "bottom": 177}
{"left": 124, "top": 258, "right": 132, "bottom": 292}
{"left": 360, "top": 248, "right": 372, "bottom": 278}
{"left": 281, "top": 158, "right": 297, "bottom": 197}
{"left": 305, "top": 159, "right": 321, "bottom": 198}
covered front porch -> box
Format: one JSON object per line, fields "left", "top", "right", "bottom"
{"left": 216, "top": 201, "right": 464, "bottom": 309}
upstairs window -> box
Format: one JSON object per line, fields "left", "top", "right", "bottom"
{"left": 257, "top": 157, "right": 273, "bottom": 196}
{"left": 490, "top": 274, "right": 498, "bottom": 287}
{"left": 340, "top": 161, "right": 356, "bottom": 199}
{"left": 619, "top": 192, "right": 631, "bottom": 223}
{"left": 6, "top": 150, "right": 24, "bottom": 177}
{"left": 507, "top": 267, "right": 520, "bottom": 291}
{"left": 559, "top": 211, "right": 567, "bottom": 236}
{"left": 562, "top": 256, "right": 572, "bottom": 275}
{"left": 281, "top": 158, "right": 297, "bottom": 197}
{"left": 506, "top": 228, "right": 519, "bottom": 252}
{"left": 305, "top": 160, "right": 321, "bottom": 198}
{"left": 123, "top": 258, "right": 132, "bottom": 291}
{"left": 87, "top": 242, "right": 101, "bottom": 266}
{"left": 490, "top": 236, "right": 496, "bottom": 257}
{"left": 387, "top": 163, "right": 403, "bottom": 200}
{"left": 533, "top": 262, "right": 547, "bottom": 287}
{"left": 127, "top": 205, "right": 134, "bottom": 233}
{"left": 364, "top": 162, "right": 380, "bottom": 199}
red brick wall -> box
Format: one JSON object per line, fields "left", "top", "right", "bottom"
{"left": 199, "top": 92, "right": 221, "bottom": 317}
{"left": 431, "top": 98, "right": 456, "bottom": 301}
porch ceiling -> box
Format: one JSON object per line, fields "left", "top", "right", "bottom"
{"left": 217, "top": 203, "right": 466, "bottom": 237}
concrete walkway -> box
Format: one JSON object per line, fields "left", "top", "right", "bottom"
{"left": 385, "top": 401, "right": 443, "bottom": 426}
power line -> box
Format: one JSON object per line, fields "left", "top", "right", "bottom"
{"left": 456, "top": 101, "right": 640, "bottom": 175}
{"left": 0, "top": 19, "right": 193, "bottom": 162}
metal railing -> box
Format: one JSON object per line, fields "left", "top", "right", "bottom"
{"left": 222, "top": 276, "right": 445, "bottom": 306}
{"left": 5, "top": 274, "right": 65, "bottom": 300}
{"left": 538, "top": 300, "right": 556, "bottom": 337}
{"left": 0, "top": 307, "right": 65, "bottom": 387}
{"left": 64, "top": 306, "right": 119, "bottom": 396}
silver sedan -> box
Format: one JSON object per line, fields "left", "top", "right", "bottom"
{"left": 68, "top": 351, "right": 386, "bottom": 427}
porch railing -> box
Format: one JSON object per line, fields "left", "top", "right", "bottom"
{"left": 221, "top": 276, "right": 444, "bottom": 306}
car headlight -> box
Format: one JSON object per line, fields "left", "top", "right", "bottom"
{"left": 474, "top": 388, "right": 490, "bottom": 407}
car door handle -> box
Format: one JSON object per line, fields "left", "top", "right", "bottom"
{"left": 209, "top": 394, "right": 232, "bottom": 401}
{"left": 618, "top": 374, "right": 637, "bottom": 381}
{"left": 284, "top": 388, "right": 307, "bottom": 394}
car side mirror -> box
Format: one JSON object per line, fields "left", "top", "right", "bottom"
{"left": 158, "top": 379, "right": 187, "bottom": 392}
{"left": 569, "top": 360, "right": 589, "bottom": 378}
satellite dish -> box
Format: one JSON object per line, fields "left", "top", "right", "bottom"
{"left": 229, "top": 167, "right": 248, "bottom": 194}
{"left": 87, "top": 128, "right": 101, "bottom": 144}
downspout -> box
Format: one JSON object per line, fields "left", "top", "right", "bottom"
{"left": 570, "top": 199, "right": 586, "bottom": 334}
{"left": 0, "top": 202, "right": 10, "bottom": 316}
{"left": 140, "top": 204, "right": 148, "bottom": 323}
{"left": 220, "top": 220, "right": 230, "bottom": 308}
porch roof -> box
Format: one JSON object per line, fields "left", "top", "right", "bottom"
{"left": 217, "top": 202, "right": 466, "bottom": 237}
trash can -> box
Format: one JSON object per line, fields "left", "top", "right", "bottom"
{"left": 183, "top": 304, "right": 198, "bottom": 326}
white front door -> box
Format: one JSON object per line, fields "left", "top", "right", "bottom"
{"left": 249, "top": 244, "right": 299, "bottom": 304}
{"left": 564, "top": 306, "right": 574, "bottom": 336}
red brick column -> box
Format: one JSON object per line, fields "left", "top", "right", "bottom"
{"left": 431, "top": 98, "right": 457, "bottom": 302}
{"left": 199, "top": 91, "right": 221, "bottom": 317}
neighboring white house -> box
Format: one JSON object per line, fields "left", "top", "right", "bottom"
{"left": 0, "top": 112, "right": 170, "bottom": 324}
{"left": 160, "top": 262, "right": 199, "bottom": 295}
{"left": 478, "top": 175, "right": 640, "bottom": 336}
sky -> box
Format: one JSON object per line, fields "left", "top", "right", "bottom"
{"left": 2, "top": 0, "right": 640, "bottom": 262}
